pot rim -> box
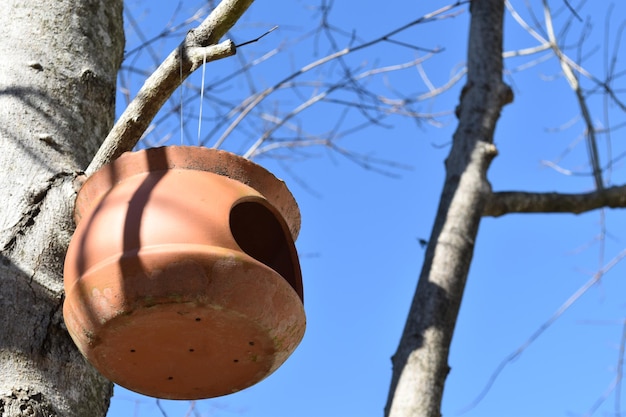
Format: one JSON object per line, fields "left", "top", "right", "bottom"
{"left": 75, "top": 146, "right": 301, "bottom": 239}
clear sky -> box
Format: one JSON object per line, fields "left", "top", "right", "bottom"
{"left": 106, "top": 1, "right": 626, "bottom": 416}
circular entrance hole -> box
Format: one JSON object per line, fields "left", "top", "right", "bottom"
{"left": 229, "top": 199, "right": 302, "bottom": 299}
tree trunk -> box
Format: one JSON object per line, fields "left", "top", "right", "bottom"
{"left": 0, "top": 1, "right": 124, "bottom": 416}
{"left": 385, "top": 1, "right": 512, "bottom": 416}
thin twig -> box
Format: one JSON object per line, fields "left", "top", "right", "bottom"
{"left": 211, "top": 1, "right": 466, "bottom": 151}
{"left": 243, "top": 54, "right": 439, "bottom": 159}
{"left": 505, "top": 0, "right": 593, "bottom": 79}
{"left": 502, "top": 43, "right": 551, "bottom": 58}
{"left": 236, "top": 25, "right": 278, "bottom": 47}
{"left": 615, "top": 321, "right": 626, "bottom": 417}
{"left": 542, "top": 0, "right": 604, "bottom": 190}
{"left": 156, "top": 399, "right": 168, "bottom": 417}
{"left": 581, "top": 318, "right": 626, "bottom": 417}
{"left": 459, "top": 249, "right": 626, "bottom": 414}
{"left": 562, "top": 0, "right": 583, "bottom": 22}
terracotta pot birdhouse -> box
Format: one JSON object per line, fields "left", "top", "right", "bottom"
{"left": 63, "top": 146, "right": 305, "bottom": 400}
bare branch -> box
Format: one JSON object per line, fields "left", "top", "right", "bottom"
{"left": 581, "top": 319, "right": 626, "bottom": 417}
{"left": 156, "top": 398, "right": 168, "bottom": 417}
{"left": 542, "top": 0, "right": 604, "bottom": 190}
{"left": 484, "top": 185, "right": 626, "bottom": 217}
{"left": 235, "top": 25, "right": 278, "bottom": 48}
{"left": 85, "top": 0, "right": 254, "bottom": 176}
{"left": 460, "top": 248, "right": 626, "bottom": 413}
{"left": 242, "top": 55, "right": 440, "bottom": 159}
{"left": 505, "top": 0, "right": 593, "bottom": 79}
{"left": 502, "top": 42, "right": 551, "bottom": 58}
{"left": 210, "top": 1, "right": 466, "bottom": 152}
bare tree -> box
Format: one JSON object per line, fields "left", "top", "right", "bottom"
{"left": 115, "top": 1, "right": 626, "bottom": 414}
{"left": 385, "top": 0, "right": 626, "bottom": 414}
{"left": 1, "top": 0, "right": 625, "bottom": 416}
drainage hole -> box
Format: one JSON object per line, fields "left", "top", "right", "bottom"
{"left": 233, "top": 359, "right": 239, "bottom": 363}
{"left": 167, "top": 376, "right": 174, "bottom": 380}
{"left": 195, "top": 317, "right": 201, "bottom": 322}
{"left": 130, "top": 349, "right": 136, "bottom": 353}
{"left": 189, "top": 348, "right": 195, "bottom": 352}
{"left": 248, "top": 341, "right": 255, "bottom": 346}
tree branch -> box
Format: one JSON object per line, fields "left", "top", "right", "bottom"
{"left": 85, "top": 0, "right": 254, "bottom": 176}
{"left": 484, "top": 185, "right": 626, "bottom": 217}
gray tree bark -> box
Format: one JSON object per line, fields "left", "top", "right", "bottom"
{"left": 0, "top": 0, "right": 255, "bottom": 415}
{"left": 385, "top": 1, "right": 512, "bottom": 416}
{"left": 0, "top": 1, "right": 124, "bottom": 416}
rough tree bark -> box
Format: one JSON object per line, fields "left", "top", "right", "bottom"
{"left": 385, "top": 1, "right": 513, "bottom": 416}
{"left": 0, "top": 1, "right": 124, "bottom": 416}
{"left": 0, "top": 1, "right": 254, "bottom": 416}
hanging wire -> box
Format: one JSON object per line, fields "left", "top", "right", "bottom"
{"left": 197, "top": 50, "right": 207, "bottom": 146}
{"left": 180, "top": 46, "right": 184, "bottom": 145}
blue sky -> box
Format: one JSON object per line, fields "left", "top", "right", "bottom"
{"left": 106, "top": 1, "right": 626, "bottom": 416}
